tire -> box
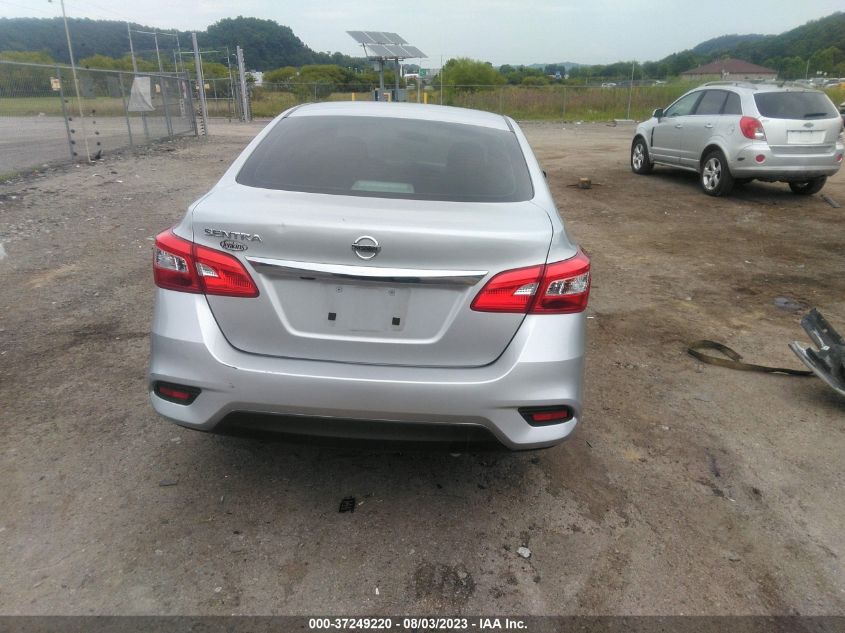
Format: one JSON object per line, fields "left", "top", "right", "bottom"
{"left": 700, "top": 149, "right": 734, "bottom": 197}
{"left": 788, "top": 177, "right": 826, "bottom": 195}
{"left": 631, "top": 138, "right": 653, "bottom": 174}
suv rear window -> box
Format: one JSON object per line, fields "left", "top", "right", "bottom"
{"left": 754, "top": 92, "right": 838, "bottom": 119}
{"left": 236, "top": 115, "right": 534, "bottom": 202}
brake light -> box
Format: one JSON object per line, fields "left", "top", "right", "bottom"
{"left": 153, "top": 229, "right": 259, "bottom": 297}
{"left": 471, "top": 249, "right": 590, "bottom": 314}
{"left": 740, "top": 116, "right": 766, "bottom": 141}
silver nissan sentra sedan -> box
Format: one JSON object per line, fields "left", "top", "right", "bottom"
{"left": 149, "top": 102, "right": 589, "bottom": 450}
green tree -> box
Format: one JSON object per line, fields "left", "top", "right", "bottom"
{"left": 440, "top": 57, "right": 505, "bottom": 91}
{"left": 264, "top": 66, "right": 297, "bottom": 84}
{"left": 521, "top": 75, "right": 549, "bottom": 86}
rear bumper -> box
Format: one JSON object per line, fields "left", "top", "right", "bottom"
{"left": 730, "top": 140, "right": 843, "bottom": 179}
{"left": 148, "top": 291, "right": 586, "bottom": 450}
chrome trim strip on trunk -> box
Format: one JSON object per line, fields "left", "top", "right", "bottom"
{"left": 246, "top": 257, "right": 488, "bottom": 286}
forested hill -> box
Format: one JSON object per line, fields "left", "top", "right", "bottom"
{"left": 567, "top": 12, "right": 845, "bottom": 81}
{"left": 0, "top": 16, "right": 363, "bottom": 70}
{"left": 692, "top": 34, "right": 769, "bottom": 56}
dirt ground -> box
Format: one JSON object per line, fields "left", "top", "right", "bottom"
{"left": 1, "top": 119, "right": 843, "bottom": 616}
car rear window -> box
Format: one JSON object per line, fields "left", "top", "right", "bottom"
{"left": 754, "top": 92, "right": 838, "bottom": 119}
{"left": 236, "top": 115, "right": 534, "bottom": 202}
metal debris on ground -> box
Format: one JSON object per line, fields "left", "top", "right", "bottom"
{"left": 774, "top": 297, "right": 804, "bottom": 312}
{"left": 567, "top": 178, "right": 603, "bottom": 189}
{"left": 688, "top": 340, "right": 812, "bottom": 376}
{"left": 789, "top": 309, "right": 845, "bottom": 398}
{"left": 158, "top": 479, "right": 178, "bottom": 487}
{"left": 820, "top": 194, "right": 840, "bottom": 208}
{"left": 339, "top": 497, "right": 356, "bottom": 513}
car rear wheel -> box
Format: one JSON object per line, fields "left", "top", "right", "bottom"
{"left": 788, "top": 177, "right": 827, "bottom": 195}
{"left": 700, "top": 150, "right": 734, "bottom": 197}
{"left": 631, "top": 138, "right": 653, "bottom": 174}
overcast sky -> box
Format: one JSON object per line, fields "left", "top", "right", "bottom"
{"left": 2, "top": 0, "right": 842, "bottom": 65}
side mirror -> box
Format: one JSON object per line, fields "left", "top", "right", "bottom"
{"left": 652, "top": 108, "right": 664, "bottom": 120}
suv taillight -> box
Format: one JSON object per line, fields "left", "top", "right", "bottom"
{"left": 740, "top": 116, "right": 766, "bottom": 141}
{"left": 153, "top": 229, "right": 259, "bottom": 298}
{"left": 471, "top": 249, "right": 590, "bottom": 314}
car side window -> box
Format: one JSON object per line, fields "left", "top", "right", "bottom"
{"left": 694, "top": 90, "right": 728, "bottom": 115}
{"left": 664, "top": 92, "right": 702, "bottom": 117}
{"left": 722, "top": 92, "right": 742, "bottom": 115}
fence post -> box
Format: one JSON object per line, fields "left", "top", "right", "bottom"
{"left": 55, "top": 65, "right": 76, "bottom": 161}
{"left": 182, "top": 74, "right": 199, "bottom": 136}
{"left": 160, "top": 76, "right": 173, "bottom": 138}
{"left": 562, "top": 86, "right": 567, "bottom": 119}
{"left": 117, "top": 72, "right": 134, "bottom": 147}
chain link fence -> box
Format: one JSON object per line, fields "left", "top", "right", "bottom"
{"left": 0, "top": 60, "right": 197, "bottom": 174}
{"left": 246, "top": 81, "right": 696, "bottom": 121}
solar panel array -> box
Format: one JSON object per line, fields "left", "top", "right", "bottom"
{"left": 346, "top": 31, "right": 426, "bottom": 59}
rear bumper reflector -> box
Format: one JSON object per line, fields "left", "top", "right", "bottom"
{"left": 154, "top": 381, "right": 201, "bottom": 405}
{"left": 519, "top": 405, "right": 574, "bottom": 426}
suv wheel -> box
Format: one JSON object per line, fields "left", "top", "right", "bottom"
{"left": 700, "top": 149, "right": 734, "bottom": 197}
{"left": 788, "top": 177, "right": 826, "bottom": 195}
{"left": 631, "top": 138, "right": 653, "bottom": 174}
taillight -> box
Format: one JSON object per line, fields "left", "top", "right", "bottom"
{"left": 153, "top": 229, "right": 259, "bottom": 298}
{"left": 471, "top": 249, "right": 590, "bottom": 315}
{"left": 740, "top": 116, "right": 766, "bottom": 141}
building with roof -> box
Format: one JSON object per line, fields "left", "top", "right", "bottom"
{"left": 680, "top": 58, "right": 777, "bottom": 81}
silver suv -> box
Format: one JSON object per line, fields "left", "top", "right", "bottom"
{"left": 631, "top": 82, "right": 844, "bottom": 196}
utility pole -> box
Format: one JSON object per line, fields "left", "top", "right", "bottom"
{"left": 126, "top": 22, "right": 149, "bottom": 139}
{"left": 440, "top": 54, "right": 443, "bottom": 105}
{"left": 53, "top": 0, "right": 90, "bottom": 161}
{"left": 127, "top": 22, "right": 138, "bottom": 72}
{"left": 192, "top": 32, "right": 209, "bottom": 135}
{"left": 626, "top": 61, "right": 635, "bottom": 120}
{"left": 236, "top": 46, "right": 250, "bottom": 122}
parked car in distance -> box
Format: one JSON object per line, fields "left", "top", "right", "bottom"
{"left": 149, "top": 102, "right": 590, "bottom": 450}
{"left": 631, "top": 81, "right": 844, "bottom": 196}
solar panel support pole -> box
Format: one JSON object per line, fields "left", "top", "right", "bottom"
{"left": 378, "top": 59, "right": 385, "bottom": 95}
{"left": 394, "top": 57, "right": 400, "bottom": 101}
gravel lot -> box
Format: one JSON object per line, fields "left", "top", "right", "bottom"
{"left": 1, "top": 119, "right": 843, "bottom": 615}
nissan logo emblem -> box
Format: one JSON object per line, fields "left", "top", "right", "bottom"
{"left": 351, "top": 235, "right": 381, "bottom": 260}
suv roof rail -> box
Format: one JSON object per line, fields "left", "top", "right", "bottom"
{"left": 701, "top": 80, "right": 760, "bottom": 90}
{"left": 763, "top": 80, "right": 819, "bottom": 90}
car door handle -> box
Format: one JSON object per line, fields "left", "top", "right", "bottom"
{"left": 704, "top": 123, "right": 713, "bottom": 129}
{"left": 674, "top": 123, "right": 682, "bottom": 129}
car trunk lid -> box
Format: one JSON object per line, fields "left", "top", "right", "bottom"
{"left": 192, "top": 186, "right": 554, "bottom": 368}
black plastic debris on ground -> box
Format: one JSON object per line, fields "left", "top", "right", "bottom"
{"left": 790, "top": 308, "right": 845, "bottom": 398}
{"left": 339, "top": 497, "right": 356, "bottom": 513}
